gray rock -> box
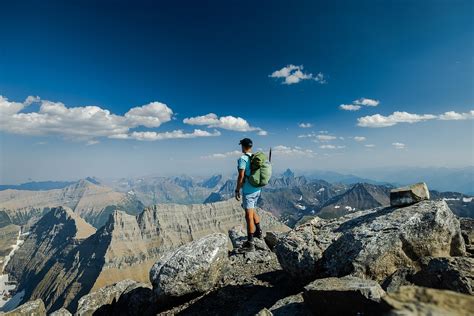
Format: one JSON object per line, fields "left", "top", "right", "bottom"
{"left": 264, "top": 231, "right": 282, "bottom": 250}
{"left": 49, "top": 308, "right": 72, "bottom": 316}
{"left": 303, "top": 276, "right": 386, "bottom": 316}
{"left": 275, "top": 212, "right": 367, "bottom": 280}
{"left": 322, "top": 200, "right": 466, "bottom": 283}
{"left": 3, "top": 299, "right": 46, "bottom": 316}
{"left": 382, "top": 267, "right": 416, "bottom": 293}
{"left": 276, "top": 200, "right": 465, "bottom": 284}
{"left": 412, "top": 257, "right": 474, "bottom": 294}
{"left": 228, "top": 226, "right": 270, "bottom": 252}
{"left": 268, "top": 293, "right": 311, "bottom": 316}
{"left": 390, "top": 182, "right": 430, "bottom": 207}
{"left": 150, "top": 233, "right": 228, "bottom": 303}
{"left": 255, "top": 308, "right": 273, "bottom": 316}
{"left": 381, "top": 286, "right": 474, "bottom": 316}
{"left": 75, "top": 279, "right": 147, "bottom": 316}
{"left": 460, "top": 218, "right": 474, "bottom": 256}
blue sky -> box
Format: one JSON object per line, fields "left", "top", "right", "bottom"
{"left": 0, "top": 0, "right": 473, "bottom": 183}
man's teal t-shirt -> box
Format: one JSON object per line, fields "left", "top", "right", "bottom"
{"left": 237, "top": 153, "right": 261, "bottom": 195}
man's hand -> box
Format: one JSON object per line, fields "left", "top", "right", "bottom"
{"left": 235, "top": 190, "right": 241, "bottom": 201}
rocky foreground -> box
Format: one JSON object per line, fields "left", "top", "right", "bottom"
{"left": 3, "top": 184, "right": 474, "bottom": 315}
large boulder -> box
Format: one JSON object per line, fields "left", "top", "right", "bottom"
{"left": 263, "top": 231, "right": 283, "bottom": 251}
{"left": 412, "top": 257, "right": 474, "bottom": 294}
{"left": 276, "top": 200, "right": 465, "bottom": 283}
{"left": 302, "top": 276, "right": 386, "bottom": 316}
{"left": 381, "top": 286, "right": 474, "bottom": 315}
{"left": 75, "top": 279, "right": 149, "bottom": 316}
{"left": 49, "top": 308, "right": 72, "bottom": 316}
{"left": 322, "top": 200, "right": 465, "bottom": 282}
{"left": 3, "top": 299, "right": 46, "bottom": 316}
{"left": 275, "top": 212, "right": 367, "bottom": 280}
{"left": 390, "top": 182, "right": 430, "bottom": 207}
{"left": 149, "top": 233, "right": 228, "bottom": 304}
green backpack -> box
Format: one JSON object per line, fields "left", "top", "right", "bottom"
{"left": 245, "top": 151, "right": 272, "bottom": 187}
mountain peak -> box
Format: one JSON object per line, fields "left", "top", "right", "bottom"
{"left": 282, "top": 169, "right": 295, "bottom": 178}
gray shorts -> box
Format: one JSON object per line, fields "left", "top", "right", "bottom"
{"left": 242, "top": 190, "right": 261, "bottom": 209}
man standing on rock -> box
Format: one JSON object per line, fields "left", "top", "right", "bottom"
{"left": 235, "top": 138, "right": 263, "bottom": 252}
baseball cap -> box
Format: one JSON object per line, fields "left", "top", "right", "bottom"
{"left": 239, "top": 138, "right": 253, "bottom": 147}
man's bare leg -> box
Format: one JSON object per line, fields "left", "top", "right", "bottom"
{"left": 253, "top": 211, "right": 260, "bottom": 226}
{"left": 245, "top": 209, "right": 255, "bottom": 240}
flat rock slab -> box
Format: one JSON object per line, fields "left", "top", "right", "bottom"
{"left": 76, "top": 279, "right": 148, "bottom": 316}
{"left": 382, "top": 286, "right": 474, "bottom": 316}
{"left": 3, "top": 299, "right": 46, "bottom": 316}
{"left": 150, "top": 233, "right": 228, "bottom": 304}
{"left": 390, "top": 182, "right": 430, "bottom": 207}
{"left": 303, "top": 276, "right": 386, "bottom": 316}
{"left": 268, "top": 293, "right": 311, "bottom": 316}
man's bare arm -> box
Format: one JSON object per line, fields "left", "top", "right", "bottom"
{"left": 235, "top": 169, "right": 245, "bottom": 200}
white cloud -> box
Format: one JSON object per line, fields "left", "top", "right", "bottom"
{"left": 354, "top": 136, "right": 366, "bottom": 142}
{"left": 392, "top": 142, "right": 406, "bottom": 150}
{"left": 438, "top": 111, "right": 474, "bottom": 120}
{"left": 298, "top": 123, "right": 312, "bottom": 128}
{"left": 126, "top": 129, "right": 220, "bottom": 141}
{"left": 316, "top": 135, "right": 337, "bottom": 141}
{"left": 201, "top": 150, "right": 241, "bottom": 159}
{"left": 358, "top": 110, "right": 474, "bottom": 128}
{"left": 0, "top": 95, "right": 219, "bottom": 142}
{"left": 340, "top": 97, "right": 379, "bottom": 111}
{"left": 269, "top": 65, "right": 326, "bottom": 85}
{"left": 357, "top": 111, "right": 437, "bottom": 128}
{"left": 86, "top": 140, "right": 100, "bottom": 146}
{"left": 319, "top": 144, "right": 345, "bottom": 149}
{"left": 353, "top": 98, "right": 379, "bottom": 107}
{"left": 298, "top": 132, "right": 338, "bottom": 142}
{"left": 183, "top": 113, "right": 264, "bottom": 133}
{"left": 124, "top": 102, "right": 173, "bottom": 127}
{"left": 314, "top": 72, "right": 327, "bottom": 84}
{"left": 340, "top": 104, "right": 362, "bottom": 111}
{"left": 273, "top": 145, "right": 316, "bottom": 157}
{"left": 257, "top": 130, "right": 268, "bottom": 136}
{"left": 298, "top": 132, "right": 315, "bottom": 138}
{"left": 364, "top": 144, "right": 375, "bottom": 148}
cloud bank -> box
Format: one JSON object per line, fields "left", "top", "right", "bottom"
{"left": 0, "top": 95, "right": 243, "bottom": 142}
{"left": 358, "top": 110, "right": 473, "bottom": 128}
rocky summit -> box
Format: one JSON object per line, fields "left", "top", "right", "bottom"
{"left": 4, "top": 183, "right": 474, "bottom": 316}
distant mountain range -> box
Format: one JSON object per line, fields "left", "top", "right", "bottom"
{"left": 1, "top": 169, "right": 472, "bottom": 229}
{"left": 103, "top": 174, "right": 226, "bottom": 205}
{"left": 205, "top": 169, "right": 473, "bottom": 226}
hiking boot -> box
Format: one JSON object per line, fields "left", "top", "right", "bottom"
{"left": 239, "top": 240, "right": 255, "bottom": 252}
{"left": 253, "top": 229, "right": 263, "bottom": 239}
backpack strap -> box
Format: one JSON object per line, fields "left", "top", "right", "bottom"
{"left": 243, "top": 153, "right": 252, "bottom": 182}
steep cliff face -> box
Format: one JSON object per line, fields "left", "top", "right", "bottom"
{"left": 4, "top": 206, "right": 96, "bottom": 312}
{"left": 7, "top": 200, "right": 288, "bottom": 313}
{"left": 0, "top": 179, "right": 143, "bottom": 228}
